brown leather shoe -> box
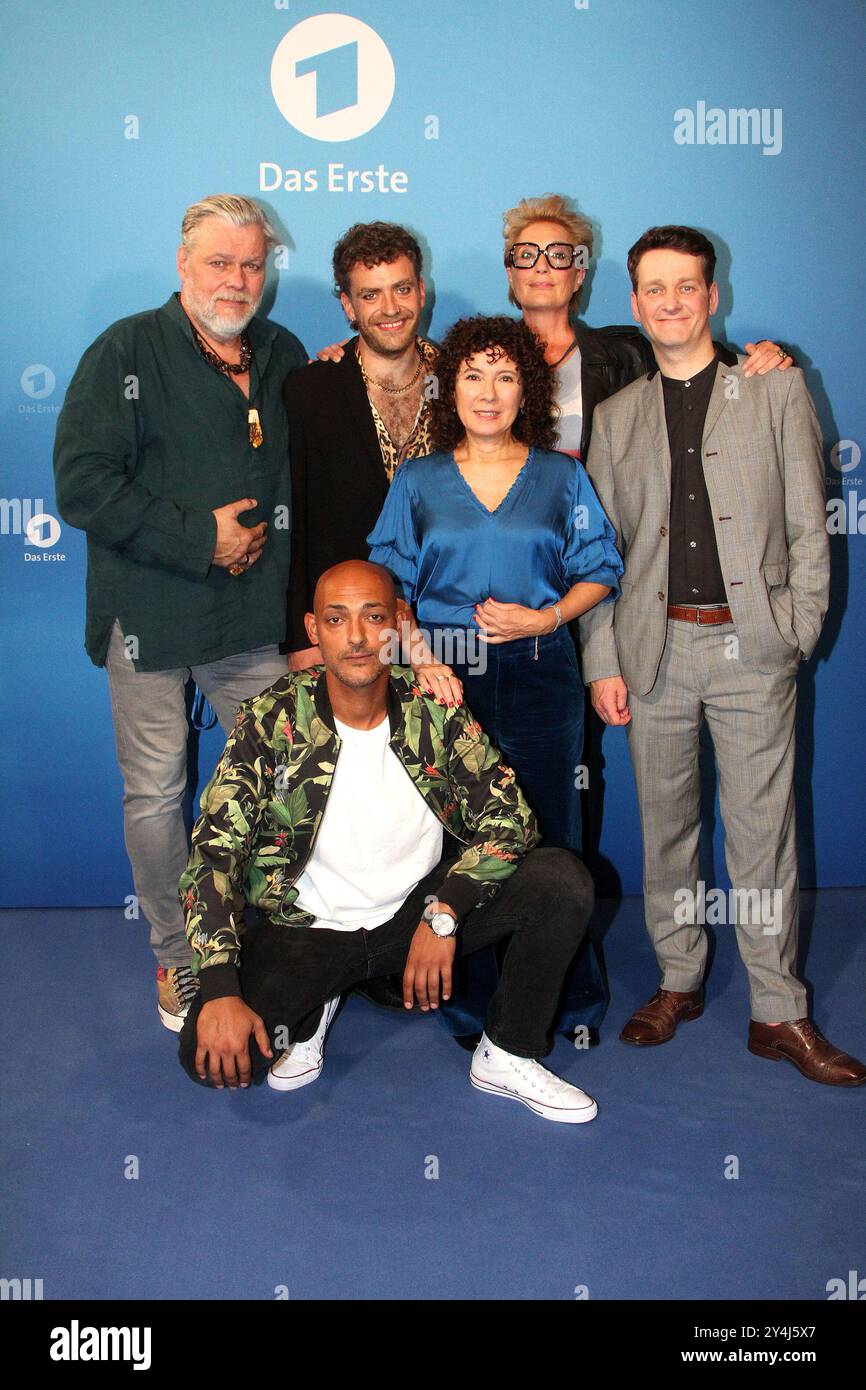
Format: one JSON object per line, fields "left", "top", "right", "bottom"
{"left": 748, "top": 1019, "right": 866, "bottom": 1086}
{"left": 619, "top": 988, "right": 704, "bottom": 1046}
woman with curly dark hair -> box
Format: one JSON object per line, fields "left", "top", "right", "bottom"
{"left": 427, "top": 314, "right": 560, "bottom": 453}
{"left": 368, "top": 314, "right": 622, "bottom": 1040}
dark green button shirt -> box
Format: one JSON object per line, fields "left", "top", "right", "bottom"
{"left": 53, "top": 294, "right": 307, "bottom": 671}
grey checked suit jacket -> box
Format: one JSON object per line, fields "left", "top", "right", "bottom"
{"left": 579, "top": 347, "right": 829, "bottom": 697}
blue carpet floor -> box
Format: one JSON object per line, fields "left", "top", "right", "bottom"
{"left": 2, "top": 891, "right": 864, "bottom": 1300}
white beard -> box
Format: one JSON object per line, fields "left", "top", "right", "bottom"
{"left": 184, "top": 287, "right": 262, "bottom": 341}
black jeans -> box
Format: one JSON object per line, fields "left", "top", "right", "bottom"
{"left": 178, "top": 847, "right": 593, "bottom": 1085}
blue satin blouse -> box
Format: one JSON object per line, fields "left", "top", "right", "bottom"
{"left": 367, "top": 448, "right": 622, "bottom": 629}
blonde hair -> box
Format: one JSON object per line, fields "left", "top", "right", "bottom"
{"left": 502, "top": 194, "right": 593, "bottom": 310}
{"left": 181, "top": 195, "right": 277, "bottom": 252}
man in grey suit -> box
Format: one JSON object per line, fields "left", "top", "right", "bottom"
{"left": 579, "top": 224, "right": 864, "bottom": 1086}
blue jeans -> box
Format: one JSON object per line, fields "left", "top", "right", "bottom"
{"left": 104, "top": 621, "right": 288, "bottom": 966}
{"left": 430, "top": 625, "right": 608, "bottom": 1034}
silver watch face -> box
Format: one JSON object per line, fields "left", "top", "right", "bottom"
{"left": 430, "top": 912, "right": 457, "bottom": 937}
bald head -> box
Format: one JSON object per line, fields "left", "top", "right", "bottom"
{"left": 306, "top": 560, "right": 399, "bottom": 692}
{"left": 312, "top": 559, "right": 396, "bottom": 615}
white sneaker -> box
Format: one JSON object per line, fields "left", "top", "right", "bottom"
{"left": 267, "top": 996, "right": 340, "bottom": 1092}
{"left": 470, "top": 1032, "right": 598, "bottom": 1124}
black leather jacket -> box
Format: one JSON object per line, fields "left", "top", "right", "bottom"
{"left": 573, "top": 323, "right": 655, "bottom": 460}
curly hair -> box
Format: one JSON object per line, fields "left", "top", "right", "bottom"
{"left": 429, "top": 315, "right": 559, "bottom": 452}
{"left": 332, "top": 222, "right": 423, "bottom": 296}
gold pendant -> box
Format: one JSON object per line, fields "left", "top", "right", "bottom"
{"left": 248, "top": 408, "right": 263, "bottom": 448}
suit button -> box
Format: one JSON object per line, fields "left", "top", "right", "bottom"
{"left": 659, "top": 526, "right": 667, "bottom": 536}
{"left": 658, "top": 592, "right": 665, "bottom": 601}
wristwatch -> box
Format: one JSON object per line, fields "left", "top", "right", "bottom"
{"left": 428, "top": 910, "right": 458, "bottom": 938}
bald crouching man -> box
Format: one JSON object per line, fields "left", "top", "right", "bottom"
{"left": 178, "top": 561, "right": 599, "bottom": 1123}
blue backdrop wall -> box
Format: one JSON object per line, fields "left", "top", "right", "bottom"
{"left": 2, "top": 0, "right": 864, "bottom": 905}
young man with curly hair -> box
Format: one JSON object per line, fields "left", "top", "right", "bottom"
{"left": 284, "top": 222, "right": 439, "bottom": 668}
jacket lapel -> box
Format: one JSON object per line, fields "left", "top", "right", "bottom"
{"left": 702, "top": 351, "right": 741, "bottom": 449}
{"left": 641, "top": 374, "right": 672, "bottom": 502}
{"left": 339, "top": 339, "right": 391, "bottom": 489}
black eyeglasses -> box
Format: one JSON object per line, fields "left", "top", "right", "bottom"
{"left": 508, "top": 242, "right": 580, "bottom": 270}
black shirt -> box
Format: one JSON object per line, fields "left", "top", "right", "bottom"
{"left": 662, "top": 354, "right": 728, "bottom": 606}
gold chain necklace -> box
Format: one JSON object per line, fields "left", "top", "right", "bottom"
{"left": 357, "top": 341, "right": 424, "bottom": 395}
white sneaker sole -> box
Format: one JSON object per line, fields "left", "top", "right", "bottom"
{"left": 267, "top": 1059, "right": 323, "bottom": 1092}
{"left": 267, "top": 997, "right": 339, "bottom": 1092}
{"left": 158, "top": 1004, "right": 187, "bottom": 1033}
{"left": 470, "top": 1071, "right": 598, "bottom": 1124}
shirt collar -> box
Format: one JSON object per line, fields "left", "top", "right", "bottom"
{"left": 646, "top": 340, "right": 737, "bottom": 381}
{"left": 312, "top": 666, "right": 417, "bottom": 738}
{"left": 659, "top": 352, "right": 720, "bottom": 391}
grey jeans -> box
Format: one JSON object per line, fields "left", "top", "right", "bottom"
{"left": 104, "top": 620, "right": 288, "bottom": 966}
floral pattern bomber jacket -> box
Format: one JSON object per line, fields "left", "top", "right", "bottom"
{"left": 180, "top": 666, "right": 540, "bottom": 1001}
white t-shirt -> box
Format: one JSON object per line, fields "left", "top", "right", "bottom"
{"left": 293, "top": 715, "right": 445, "bottom": 931}
{"left": 554, "top": 345, "right": 583, "bottom": 457}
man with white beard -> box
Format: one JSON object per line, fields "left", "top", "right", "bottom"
{"left": 54, "top": 195, "right": 306, "bottom": 1033}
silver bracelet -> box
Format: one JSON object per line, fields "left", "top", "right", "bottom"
{"left": 551, "top": 603, "right": 563, "bottom": 632}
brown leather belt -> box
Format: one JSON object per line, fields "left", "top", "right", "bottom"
{"left": 667, "top": 604, "right": 733, "bottom": 625}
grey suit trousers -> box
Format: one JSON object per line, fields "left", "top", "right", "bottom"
{"left": 626, "top": 616, "right": 807, "bottom": 1023}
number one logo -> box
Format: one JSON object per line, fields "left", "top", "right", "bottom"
{"left": 271, "top": 15, "right": 395, "bottom": 142}
{"left": 295, "top": 41, "right": 358, "bottom": 119}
